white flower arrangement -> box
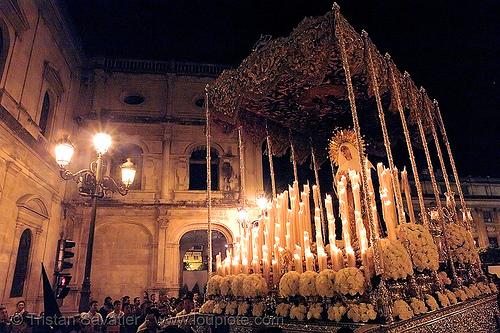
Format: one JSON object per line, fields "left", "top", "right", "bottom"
{"left": 213, "top": 301, "right": 226, "bottom": 315}
{"left": 252, "top": 302, "right": 265, "bottom": 317}
{"left": 238, "top": 302, "right": 250, "bottom": 316}
{"left": 347, "top": 303, "right": 377, "bottom": 323}
{"left": 490, "top": 283, "right": 498, "bottom": 293}
{"left": 409, "top": 297, "right": 428, "bottom": 314}
{"left": 425, "top": 295, "right": 439, "bottom": 311}
{"left": 242, "top": 274, "right": 268, "bottom": 298}
{"left": 231, "top": 273, "right": 247, "bottom": 297}
{"left": 327, "top": 303, "right": 347, "bottom": 322}
{"left": 438, "top": 271, "right": 452, "bottom": 285}
{"left": 279, "top": 271, "right": 301, "bottom": 297}
{"left": 463, "top": 286, "right": 475, "bottom": 299}
{"left": 276, "top": 303, "right": 292, "bottom": 317}
{"left": 299, "top": 271, "right": 318, "bottom": 297}
{"left": 454, "top": 288, "right": 468, "bottom": 302}
{"left": 445, "top": 224, "right": 478, "bottom": 264}
{"left": 307, "top": 303, "right": 323, "bottom": 320}
{"left": 399, "top": 223, "right": 439, "bottom": 272}
{"left": 380, "top": 238, "right": 413, "bottom": 280}
{"left": 206, "top": 275, "right": 223, "bottom": 296}
{"left": 225, "top": 301, "right": 238, "bottom": 315}
{"left": 334, "top": 267, "right": 366, "bottom": 296}
{"left": 477, "top": 282, "right": 492, "bottom": 294}
{"left": 220, "top": 275, "right": 234, "bottom": 296}
{"left": 435, "top": 291, "right": 450, "bottom": 307}
{"left": 445, "top": 289, "right": 458, "bottom": 304}
{"left": 392, "top": 300, "right": 414, "bottom": 320}
{"left": 289, "top": 304, "right": 307, "bottom": 321}
{"left": 199, "top": 300, "right": 216, "bottom": 313}
{"left": 316, "top": 269, "right": 336, "bottom": 297}
{"left": 469, "top": 284, "right": 481, "bottom": 297}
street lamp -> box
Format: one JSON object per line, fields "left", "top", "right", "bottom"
{"left": 55, "top": 133, "right": 136, "bottom": 312}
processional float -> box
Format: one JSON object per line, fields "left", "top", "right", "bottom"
{"left": 186, "top": 4, "right": 498, "bottom": 332}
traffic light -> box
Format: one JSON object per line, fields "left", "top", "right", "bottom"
{"left": 54, "top": 239, "right": 75, "bottom": 299}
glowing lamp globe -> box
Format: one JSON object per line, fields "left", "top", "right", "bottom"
{"left": 257, "top": 197, "right": 268, "bottom": 211}
{"left": 94, "top": 133, "right": 111, "bottom": 154}
{"left": 55, "top": 136, "right": 75, "bottom": 167}
{"left": 121, "top": 158, "right": 136, "bottom": 187}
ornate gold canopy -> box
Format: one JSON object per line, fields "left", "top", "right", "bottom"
{"left": 207, "top": 7, "right": 432, "bottom": 166}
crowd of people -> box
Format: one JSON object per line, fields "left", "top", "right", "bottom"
{"left": 0, "top": 292, "right": 201, "bottom": 333}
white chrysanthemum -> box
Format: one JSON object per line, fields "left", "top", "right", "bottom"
{"left": 392, "top": 300, "right": 414, "bottom": 320}
{"left": 252, "top": 302, "right": 265, "bottom": 317}
{"left": 445, "top": 224, "right": 478, "bottom": 264}
{"left": 242, "top": 274, "right": 268, "bottom": 298}
{"left": 380, "top": 238, "right": 414, "bottom": 279}
{"left": 289, "top": 304, "right": 307, "bottom": 321}
{"left": 410, "top": 298, "right": 428, "bottom": 315}
{"left": 307, "top": 303, "right": 323, "bottom": 320}
{"left": 435, "top": 291, "right": 450, "bottom": 307}
{"left": 225, "top": 301, "right": 238, "bottom": 315}
{"left": 399, "top": 223, "right": 439, "bottom": 272}
{"left": 213, "top": 301, "right": 226, "bottom": 315}
{"left": 490, "top": 283, "right": 498, "bottom": 293}
{"left": 206, "top": 275, "right": 223, "bottom": 296}
{"left": 231, "top": 273, "right": 247, "bottom": 297}
{"left": 454, "top": 288, "right": 468, "bottom": 302}
{"left": 199, "top": 300, "right": 216, "bottom": 313}
{"left": 478, "top": 282, "right": 492, "bottom": 294}
{"left": 237, "top": 302, "right": 250, "bottom": 316}
{"left": 316, "top": 269, "right": 336, "bottom": 297}
{"left": 438, "top": 271, "right": 452, "bottom": 285}
{"left": 276, "top": 303, "right": 291, "bottom": 317}
{"left": 220, "top": 275, "right": 234, "bottom": 296}
{"left": 347, "top": 303, "right": 377, "bottom": 323}
{"left": 445, "top": 289, "right": 458, "bottom": 304}
{"left": 425, "top": 295, "right": 439, "bottom": 311}
{"left": 463, "top": 286, "right": 475, "bottom": 299}
{"left": 469, "top": 285, "right": 481, "bottom": 297}
{"left": 279, "top": 271, "right": 301, "bottom": 297}
{"left": 334, "top": 267, "right": 366, "bottom": 296}
{"left": 299, "top": 271, "right": 318, "bottom": 297}
{"left": 327, "top": 303, "right": 347, "bottom": 322}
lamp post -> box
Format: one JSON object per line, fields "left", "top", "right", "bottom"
{"left": 55, "top": 133, "right": 136, "bottom": 313}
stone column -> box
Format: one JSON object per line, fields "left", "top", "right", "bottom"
{"left": 160, "top": 125, "right": 172, "bottom": 200}
{"left": 156, "top": 217, "right": 169, "bottom": 286}
{"left": 473, "top": 209, "right": 488, "bottom": 247}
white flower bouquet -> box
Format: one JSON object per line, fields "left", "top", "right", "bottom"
{"left": 276, "top": 303, "right": 292, "bottom": 317}
{"left": 438, "top": 271, "right": 451, "bottom": 285}
{"left": 289, "top": 304, "right": 307, "bottom": 321}
{"left": 279, "top": 271, "right": 301, "bottom": 297}
{"left": 213, "top": 301, "right": 226, "bottom": 315}
{"left": 225, "top": 301, "right": 238, "bottom": 315}
{"left": 490, "top": 282, "right": 498, "bottom": 293}
{"left": 327, "top": 303, "right": 347, "bottom": 322}
{"left": 231, "top": 273, "right": 247, "bottom": 297}
{"left": 409, "top": 297, "right": 428, "bottom": 314}
{"left": 435, "top": 291, "right": 450, "bottom": 307}
{"left": 252, "top": 302, "right": 265, "bottom": 317}
{"left": 242, "top": 273, "right": 268, "bottom": 298}
{"left": 334, "top": 267, "right": 365, "bottom": 296}
{"left": 206, "top": 275, "right": 223, "bottom": 296}
{"left": 454, "top": 288, "right": 468, "bottom": 302}
{"left": 238, "top": 301, "right": 250, "bottom": 316}
{"left": 392, "top": 299, "right": 414, "bottom": 320}
{"left": 399, "top": 223, "right": 439, "bottom": 272}
{"left": 220, "top": 275, "right": 234, "bottom": 296}
{"left": 477, "top": 282, "right": 492, "bottom": 294}
{"left": 445, "top": 224, "right": 478, "bottom": 264}
{"left": 347, "top": 303, "right": 377, "bottom": 323}
{"left": 445, "top": 289, "right": 458, "bottom": 304}
{"left": 199, "top": 300, "right": 216, "bottom": 313}
{"left": 299, "top": 271, "right": 318, "bottom": 297}
{"left": 316, "top": 269, "right": 336, "bottom": 297}
{"left": 307, "top": 303, "right": 323, "bottom": 320}
{"left": 380, "top": 238, "right": 413, "bottom": 279}
{"left": 425, "top": 294, "right": 439, "bottom": 311}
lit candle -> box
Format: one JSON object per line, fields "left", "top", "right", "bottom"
{"left": 305, "top": 251, "right": 314, "bottom": 271}
{"left": 401, "top": 167, "right": 416, "bottom": 224}
{"left": 216, "top": 253, "right": 222, "bottom": 276}
{"left": 313, "top": 185, "right": 320, "bottom": 209}
{"left": 318, "top": 246, "right": 327, "bottom": 271}
{"left": 263, "top": 246, "right": 270, "bottom": 283}
{"left": 272, "top": 259, "right": 280, "bottom": 285}
{"left": 346, "top": 247, "right": 356, "bottom": 267}
{"left": 286, "top": 222, "right": 292, "bottom": 250}
{"left": 294, "top": 253, "right": 303, "bottom": 274}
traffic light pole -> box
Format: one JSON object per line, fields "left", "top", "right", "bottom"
{"left": 78, "top": 153, "right": 103, "bottom": 313}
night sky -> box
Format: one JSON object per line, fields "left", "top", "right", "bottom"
{"left": 64, "top": 0, "right": 499, "bottom": 178}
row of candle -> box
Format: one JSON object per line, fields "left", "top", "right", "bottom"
{"left": 215, "top": 164, "right": 403, "bottom": 284}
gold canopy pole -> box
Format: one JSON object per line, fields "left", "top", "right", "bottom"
{"left": 390, "top": 68, "right": 428, "bottom": 226}
{"left": 433, "top": 101, "right": 471, "bottom": 230}
{"left": 289, "top": 130, "right": 299, "bottom": 183}
{"left": 238, "top": 126, "right": 246, "bottom": 209}
{"left": 310, "top": 141, "right": 327, "bottom": 244}
{"left": 205, "top": 85, "right": 213, "bottom": 278}
{"left": 424, "top": 98, "right": 456, "bottom": 222}
{"left": 334, "top": 4, "right": 381, "bottom": 275}
{"left": 363, "top": 33, "right": 406, "bottom": 228}
{"left": 266, "top": 121, "right": 277, "bottom": 199}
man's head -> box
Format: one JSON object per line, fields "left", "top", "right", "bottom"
{"left": 133, "top": 297, "right": 140, "bottom": 306}
{"left": 150, "top": 294, "right": 156, "bottom": 302}
{"left": 193, "top": 293, "right": 199, "bottom": 302}
{"left": 122, "top": 296, "right": 130, "bottom": 304}
{"left": 113, "top": 300, "right": 121, "bottom": 312}
{"left": 182, "top": 298, "right": 194, "bottom": 314}
{"left": 0, "top": 306, "right": 8, "bottom": 321}
{"left": 89, "top": 301, "right": 99, "bottom": 313}
{"left": 144, "top": 307, "right": 158, "bottom": 328}
{"left": 16, "top": 301, "right": 25, "bottom": 312}
{"left": 122, "top": 303, "right": 131, "bottom": 315}
{"left": 104, "top": 297, "right": 112, "bottom": 306}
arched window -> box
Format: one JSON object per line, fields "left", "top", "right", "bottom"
{"left": 10, "top": 229, "right": 32, "bottom": 298}
{"left": 189, "top": 148, "right": 219, "bottom": 190}
{"left": 110, "top": 143, "right": 143, "bottom": 190}
{"left": 39, "top": 92, "right": 50, "bottom": 136}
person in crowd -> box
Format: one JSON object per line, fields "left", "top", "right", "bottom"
{"left": 81, "top": 300, "right": 103, "bottom": 332}
{"left": 136, "top": 307, "right": 158, "bottom": 333}
{"left": 157, "top": 305, "right": 170, "bottom": 322}
{"left": 121, "top": 296, "right": 130, "bottom": 309}
{"left": 104, "top": 301, "right": 123, "bottom": 333}
{"left": 132, "top": 298, "right": 144, "bottom": 325}
{"left": 9, "top": 301, "right": 29, "bottom": 333}
{"left": 140, "top": 292, "right": 151, "bottom": 313}
{"left": 149, "top": 295, "right": 157, "bottom": 308}
{"left": 121, "top": 303, "right": 136, "bottom": 333}
{"left": 98, "top": 298, "right": 112, "bottom": 322}
{"left": 0, "top": 306, "right": 11, "bottom": 333}
{"left": 171, "top": 300, "right": 183, "bottom": 317}
{"left": 175, "top": 298, "right": 194, "bottom": 317}
{"left": 192, "top": 294, "right": 200, "bottom": 312}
